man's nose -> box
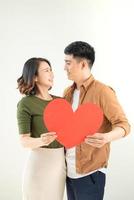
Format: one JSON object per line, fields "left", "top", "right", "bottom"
{"left": 64, "top": 64, "right": 67, "bottom": 71}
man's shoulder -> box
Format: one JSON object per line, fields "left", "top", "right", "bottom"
{"left": 63, "top": 78, "right": 115, "bottom": 97}
{"left": 92, "top": 79, "right": 115, "bottom": 93}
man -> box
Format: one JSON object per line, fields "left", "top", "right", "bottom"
{"left": 63, "top": 41, "right": 130, "bottom": 200}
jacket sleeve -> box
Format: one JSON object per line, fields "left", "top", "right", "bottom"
{"left": 100, "top": 86, "right": 130, "bottom": 136}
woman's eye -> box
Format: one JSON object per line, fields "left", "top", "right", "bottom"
{"left": 43, "top": 68, "right": 52, "bottom": 72}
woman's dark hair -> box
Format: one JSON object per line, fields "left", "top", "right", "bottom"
{"left": 17, "top": 57, "right": 52, "bottom": 95}
{"left": 64, "top": 41, "right": 95, "bottom": 68}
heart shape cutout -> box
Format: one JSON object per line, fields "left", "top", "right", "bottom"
{"left": 43, "top": 98, "right": 103, "bottom": 148}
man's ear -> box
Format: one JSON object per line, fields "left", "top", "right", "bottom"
{"left": 81, "top": 59, "right": 87, "bottom": 69}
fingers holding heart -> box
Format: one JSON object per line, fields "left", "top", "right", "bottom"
{"left": 85, "top": 133, "right": 108, "bottom": 148}
{"left": 85, "top": 138, "right": 105, "bottom": 148}
{"left": 41, "top": 132, "right": 57, "bottom": 146}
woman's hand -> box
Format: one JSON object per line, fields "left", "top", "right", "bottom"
{"left": 20, "top": 132, "right": 57, "bottom": 149}
{"left": 41, "top": 132, "right": 57, "bottom": 146}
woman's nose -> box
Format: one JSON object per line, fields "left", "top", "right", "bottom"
{"left": 51, "top": 71, "right": 54, "bottom": 78}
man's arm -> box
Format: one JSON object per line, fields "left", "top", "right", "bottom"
{"left": 85, "top": 86, "right": 130, "bottom": 148}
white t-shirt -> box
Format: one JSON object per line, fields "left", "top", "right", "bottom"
{"left": 66, "top": 89, "right": 106, "bottom": 178}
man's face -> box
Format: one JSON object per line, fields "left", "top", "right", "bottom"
{"left": 64, "top": 55, "right": 82, "bottom": 81}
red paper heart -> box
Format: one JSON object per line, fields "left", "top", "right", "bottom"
{"left": 43, "top": 98, "right": 103, "bottom": 148}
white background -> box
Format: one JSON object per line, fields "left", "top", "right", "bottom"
{"left": 0, "top": 0, "right": 134, "bottom": 199}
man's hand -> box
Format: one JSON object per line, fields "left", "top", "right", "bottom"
{"left": 85, "top": 127, "right": 125, "bottom": 148}
{"left": 85, "top": 133, "right": 110, "bottom": 148}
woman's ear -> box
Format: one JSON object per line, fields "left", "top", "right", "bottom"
{"left": 34, "top": 76, "right": 38, "bottom": 82}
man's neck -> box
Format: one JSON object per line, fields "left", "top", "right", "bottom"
{"left": 76, "top": 74, "right": 91, "bottom": 90}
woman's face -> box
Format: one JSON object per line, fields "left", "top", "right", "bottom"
{"left": 36, "top": 61, "right": 54, "bottom": 88}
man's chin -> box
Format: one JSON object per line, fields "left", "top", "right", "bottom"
{"left": 67, "top": 75, "right": 73, "bottom": 80}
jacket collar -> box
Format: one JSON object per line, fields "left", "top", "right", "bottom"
{"left": 71, "top": 74, "right": 95, "bottom": 92}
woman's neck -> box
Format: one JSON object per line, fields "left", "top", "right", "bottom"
{"left": 35, "top": 87, "right": 52, "bottom": 100}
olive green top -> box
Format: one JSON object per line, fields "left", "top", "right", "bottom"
{"left": 17, "top": 95, "right": 63, "bottom": 148}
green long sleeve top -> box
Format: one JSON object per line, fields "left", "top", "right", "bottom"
{"left": 17, "top": 95, "right": 63, "bottom": 148}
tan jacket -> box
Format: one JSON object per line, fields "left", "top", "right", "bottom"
{"left": 63, "top": 74, "right": 130, "bottom": 174}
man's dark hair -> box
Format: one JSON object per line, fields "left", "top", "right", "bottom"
{"left": 64, "top": 41, "right": 95, "bottom": 68}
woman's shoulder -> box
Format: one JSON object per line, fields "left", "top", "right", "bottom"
{"left": 51, "top": 94, "right": 63, "bottom": 99}
{"left": 17, "top": 95, "right": 34, "bottom": 107}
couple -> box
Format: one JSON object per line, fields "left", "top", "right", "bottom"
{"left": 17, "top": 41, "right": 130, "bottom": 200}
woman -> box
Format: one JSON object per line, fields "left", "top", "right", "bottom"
{"left": 17, "top": 57, "right": 66, "bottom": 200}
